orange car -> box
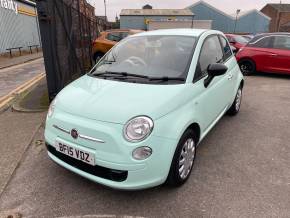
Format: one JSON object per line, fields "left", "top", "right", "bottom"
{"left": 92, "top": 29, "right": 143, "bottom": 62}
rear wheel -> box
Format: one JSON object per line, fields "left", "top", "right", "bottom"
{"left": 166, "top": 129, "right": 197, "bottom": 187}
{"left": 239, "top": 59, "right": 256, "bottom": 75}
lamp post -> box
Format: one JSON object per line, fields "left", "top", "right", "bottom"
{"left": 104, "top": 0, "right": 107, "bottom": 21}
{"left": 234, "top": 9, "right": 241, "bottom": 33}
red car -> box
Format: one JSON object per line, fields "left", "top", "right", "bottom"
{"left": 236, "top": 33, "right": 290, "bottom": 75}
{"left": 225, "top": 34, "right": 249, "bottom": 52}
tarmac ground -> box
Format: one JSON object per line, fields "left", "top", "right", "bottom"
{"left": 0, "top": 73, "right": 290, "bottom": 218}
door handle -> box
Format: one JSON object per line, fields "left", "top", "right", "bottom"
{"left": 228, "top": 74, "right": 233, "bottom": 80}
{"left": 270, "top": 53, "right": 278, "bottom": 57}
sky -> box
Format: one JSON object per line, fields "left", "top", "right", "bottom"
{"left": 87, "top": 0, "right": 289, "bottom": 21}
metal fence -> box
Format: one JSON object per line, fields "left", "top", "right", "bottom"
{"left": 36, "top": 0, "right": 110, "bottom": 101}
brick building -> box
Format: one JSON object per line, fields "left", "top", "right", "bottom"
{"left": 261, "top": 4, "right": 290, "bottom": 32}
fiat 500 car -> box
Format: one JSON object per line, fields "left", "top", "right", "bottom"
{"left": 45, "top": 29, "right": 244, "bottom": 190}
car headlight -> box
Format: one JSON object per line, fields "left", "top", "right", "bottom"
{"left": 123, "top": 116, "right": 154, "bottom": 142}
{"left": 47, "top": 98, "right": 57, "bottom": 118}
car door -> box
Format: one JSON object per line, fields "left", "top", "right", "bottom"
{"left": 247, "top": 36, "right": 275, "bottom": 73}
{"left": 269, "top": 35, "right": 290, "bottom": 74}
{"left": 193, "top": 35, "right": 232, "bottom": 132}
{"left": 219, "top": 35, "right": 239, "bottom": 102}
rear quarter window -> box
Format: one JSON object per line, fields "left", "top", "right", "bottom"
{"left": 273, "top": 36, "right": 290, "bottom": 50}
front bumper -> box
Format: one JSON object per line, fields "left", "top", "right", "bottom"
{"left": 45, "top": 112, "right": 178, "bottom": 190}
{"left": 46, "top": 139, "right": 176, "bottom": 190}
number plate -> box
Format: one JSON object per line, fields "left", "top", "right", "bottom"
{"left": 55, "top": 141, "right": 95, "bottom": 166}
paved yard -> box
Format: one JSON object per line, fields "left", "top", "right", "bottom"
{"left": 0, "top": 74, "right": 290, "bottom": 218}
{"left": 0, "top": 58, "right": 44, "bottom": 98}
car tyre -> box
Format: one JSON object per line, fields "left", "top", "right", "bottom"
{"left": 166, "top": 129, "right": 197, "bottom": 187}
{"left": 227, "top": 86, "right": 243, "bottom": 116}
{"left": 93, "top": 52, "right": 104, "bottom": 64}
{"left": 239, "top": 59, "right": 256, "bottom": 75}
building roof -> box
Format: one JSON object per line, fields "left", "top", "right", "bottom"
{"left": 187, "top": 0, "right": 235, "bottom": 19}
{"left": 120, "top": 9, "right": 194, "bottom": 16}
{"left": 230, "top": 9, "right": 271, "bottom": 20}
{"left": 188, "top": 0, "right": 270, "bottom": 20}
{"left": 268, "top": 4, "right": 290, "bottom": 12}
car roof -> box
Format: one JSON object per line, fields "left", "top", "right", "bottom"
{"left": 133, "top": 29, "right": 211, "bottom": 37}
{"left": 255, "top": 32, "right": 290, "bottom": 37}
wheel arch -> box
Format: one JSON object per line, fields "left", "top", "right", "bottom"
{"left": 240, "top": 79, "right": 244, "bottom": 89}
{"left": 238, "top": 57, "right": 256, "bottom": 67}
{"left": 185, "top": 123, "right": 201, "bottom": 144}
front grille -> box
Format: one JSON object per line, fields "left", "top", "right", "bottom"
{"left": 46, "top": 143, "right": 128, "bottom": 182}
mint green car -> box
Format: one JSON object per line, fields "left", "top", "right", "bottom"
{"left": 45, "top": 29, "right": 244, "bottom": 190}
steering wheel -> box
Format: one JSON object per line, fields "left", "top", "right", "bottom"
{"left": 124, "top": 56, "right": 147, "bottom": 67}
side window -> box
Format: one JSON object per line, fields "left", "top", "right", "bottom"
{"left": 219, "top": 36, "right": 233, "bottom": 61}
{"left": 194, "top": 35, "right": 224, "bottom": 81}
{"left": 273, "top": 36, "right": 290, "bottom": 50}
{"left": 107, "top": 32, "right": 121, "bottom": 42}
{"left": 249, "top": 36, "right": 272, "bottom": 48}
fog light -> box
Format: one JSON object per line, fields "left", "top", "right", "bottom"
{"left": 132, "top": 146, "right": 152, "bottom": 160}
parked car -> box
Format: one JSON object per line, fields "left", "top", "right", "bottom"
{"left": 45, "top": 29, "right": 244, "bottom": 190}
{"left": 241, "top": 34, "right": 254, "bottom": 41}
{"left": 92, "top": 29, "right": 143, "bottom": 62}
{"left": 236, "top": 33, "right": 290, "bottom": 75}
{"left": 225, "top": 34, "right": 249, "bottom": 51}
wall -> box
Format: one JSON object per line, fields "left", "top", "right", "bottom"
{"left": 147, "top": 20, "right": 212, "bottom": 30}
{"left": 120, "top": 15, "right": 194, "bottom": 30}
{"left": 279, "top": 13, "right": 290, "bottom": 32}
{"left": 188, "top": 2, "right": 270, "bottom": 34}
{"left": 0, "top": 0, "right": 40, "bottom": 53}
{"left": 261, "top": 5, "right": 279, "bottom": 32}
{"left": 261, "top": 5, "right": 290, "bottom": 32}
{"left": 236, "top": 12, "right": 270, "bottom": 34}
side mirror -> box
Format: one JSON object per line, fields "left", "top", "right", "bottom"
{"left": 204, "top": 63, "right": 228, "bottom": 88}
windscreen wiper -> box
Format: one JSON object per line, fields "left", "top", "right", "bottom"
{"left": 94, "top": 71, "right": 149, "bottom": 79}
{"left": 93, "top": 72, "right": 185, "bottom": 83}
{"left": 149, "top": 76, "right": 185, "bottom": 82}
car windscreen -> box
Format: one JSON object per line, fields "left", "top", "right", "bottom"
{"left": 90, "top": 35, "right": 197, "bottom": 84}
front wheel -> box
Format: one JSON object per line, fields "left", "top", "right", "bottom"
{"left": 239, "top": 59, "right": 256, "bottom": 75}
{"left": 93, "top": 52, "right": 104, "bottom": 64}
{"left": 166, "top": 129, "right": 197, "bottom": 187}
{"left": 227, "top": 86, "right": 243, "bottom": 116}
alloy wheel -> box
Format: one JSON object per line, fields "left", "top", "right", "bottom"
{"left": 178, "top": 138, "right": 196, "bottom": 180}
{"left": 235, "top": 88, "right": 242, "bottom": 111}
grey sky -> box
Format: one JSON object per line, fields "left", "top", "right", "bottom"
{"left": 88, "top": 0, "right": 289, "bottom": 21}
